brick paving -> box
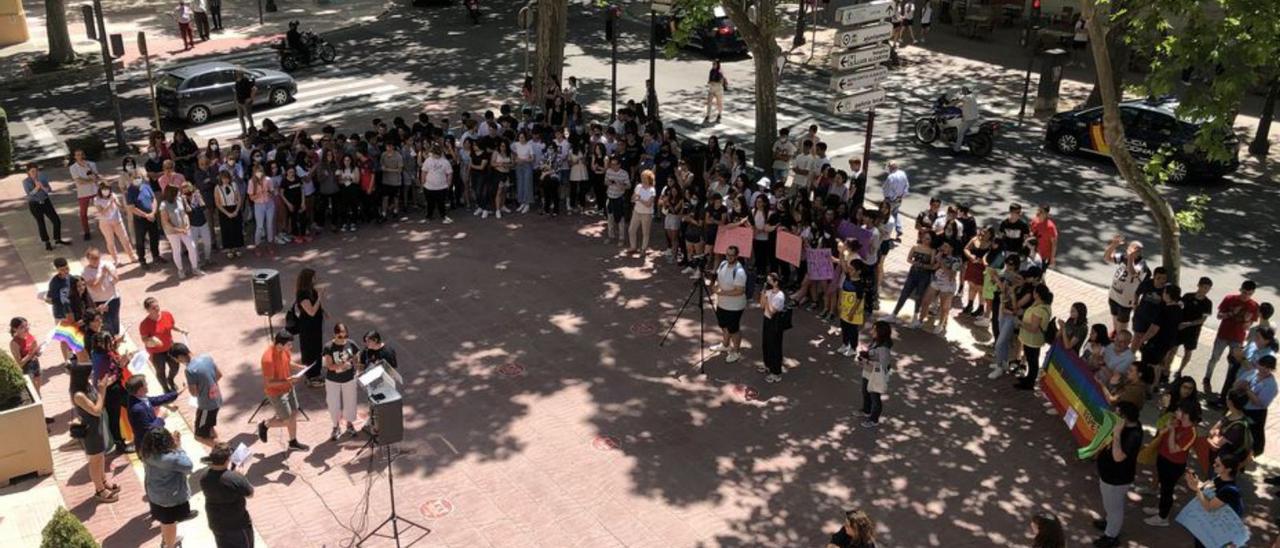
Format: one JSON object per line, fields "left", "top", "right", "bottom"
{"left": 2, "top": 163, "right": 1278, "bottom": 547}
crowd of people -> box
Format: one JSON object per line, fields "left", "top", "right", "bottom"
{"left": 12, "top": 70, "right": 1275, "bottom": 547}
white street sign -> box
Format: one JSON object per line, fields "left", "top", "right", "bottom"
{"left": 832, "top": 44, "right": 891, "bottom": 71}
{"left": 652, "top": 0, "right": 673, "bottom": 14}
{"left": 834, "top": 0, "right": 895, "bottom": 27}
{"left": 836, "top": 23, "right": 893, "bottom": 49}
{"left": 830, "top": 66, "right": 889, "bottom": 93}
{"left": 830, "top": 88, "right": 887, "bottom": 114}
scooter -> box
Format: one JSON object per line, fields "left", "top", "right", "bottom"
{"left": 275, "top": 31, "right": 337, "bottom": 72}
{"left": 912, "top": 94, "right": 1001, "bottom": 157}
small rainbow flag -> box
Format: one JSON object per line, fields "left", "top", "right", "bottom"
{"left": 51, "top": 322, "right": 85, "bottom": 354}
{"left": 1040, "top": 343, "right": 1113, "bottom": 458}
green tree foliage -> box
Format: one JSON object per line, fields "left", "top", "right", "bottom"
{"left": 41, "top": 507, "right": 99, "bottom": 548}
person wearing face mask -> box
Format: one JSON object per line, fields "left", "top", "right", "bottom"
{"left": 159, "top": 185, "right": 203, "bottom": 279}
{"left": 213, "top": 172, "right": 245, "bottom": 259}
{"left": 248, "top": 167, "right": 277, "bottom": 257}
{"left": 92, "top": 181, "right": 137, "bottom": 268}
{"left": 181, "top": 183, "right": 213, "bottom": 265}
{"left": 125, "top": 163, "right": 163, "bottom": 269}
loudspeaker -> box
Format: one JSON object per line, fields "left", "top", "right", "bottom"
{"left": 362, "top": 365, "right": 404, "bottom": 445}
{"left": 251, "top": 269, "right": 283, "bottom": 317}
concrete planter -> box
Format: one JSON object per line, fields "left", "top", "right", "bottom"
{"left": 0, "top": 376, "right": 54, "bottom": 485}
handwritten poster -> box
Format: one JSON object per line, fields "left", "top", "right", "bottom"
{"left": 1176, "top": 496, "right": 1250, "bottom": 548}
{"left": 714, "top": 226, "right": 755, "bottom": 258}
{"left": 776, "top": 231, "right": 802, "bottom": 267}
{"left": 806, "top": 248, "right": 835, "bottom": 281}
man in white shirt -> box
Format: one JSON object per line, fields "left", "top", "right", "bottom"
{"left": 790, "top": 140, "right": 815, "bottom": 198}
{"left": 420, "top": 146, "right": 453, "bottom": 224}
{"left": 952, "top": 88, "right": 980, "bottom": 152}
{"left": 881, "top": 161, "right": 909, "bottom": 239}
{"left": 69, "top": 149, "right": 100, "bottom": 241}
{"left": 712, "top": 246, "right": 749, "bottom": 363}
{"left": 192, "top": 0, "right": 210, "bottom": 41}
{"left": 603, "top": 158, "right": 630, "bottom": 244}
{"left": 82, "top": 247, "right": 123, "bottom": 334}
{"left": 771, "top": 128, "right": 795, "bottom": 186}
{"left": 173, "top": 0, "right": 195, "bottom": 49}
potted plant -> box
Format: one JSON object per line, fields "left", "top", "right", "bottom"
{"left": 41, "top": 507, "right": 99, "bottom": 548}
{"left": 0, "top": 350, "right": 54, "bottom": 485}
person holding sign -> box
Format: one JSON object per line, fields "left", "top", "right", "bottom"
{"left": 1181, "top": 453, "right": 1245, "bottom": 548}
{"left": 256, "top": 330, "right": 311, "bottom": 453}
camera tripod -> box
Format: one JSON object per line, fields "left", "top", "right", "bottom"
{"left": 659, "top": 271, "right": 724, "bottom": 380}
{"left": 356, "top": 441, "right": 430, "bottom": 547}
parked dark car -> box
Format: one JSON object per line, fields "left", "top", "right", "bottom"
{"left": 1044, "top": 97, "right": 1239, "bottom": 183}
{"left": 655, "top": 5, "right": 748, "bottom": 58}
{"left": 156, "top": 62, "right": 298, "bottom": 125}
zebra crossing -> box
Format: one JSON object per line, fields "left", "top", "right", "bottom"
{"left": 155, "top": 50, "right": 420, "bottom": 143}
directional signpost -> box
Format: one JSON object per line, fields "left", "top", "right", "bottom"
{"left": 827, "top": 0, "right": 894, "bottom": 172}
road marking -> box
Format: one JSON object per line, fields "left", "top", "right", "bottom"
{"left": 20, "top": 114, "right": 66, "bottom": 162}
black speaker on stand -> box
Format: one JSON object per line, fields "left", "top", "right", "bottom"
{"left": 252, "top": 268, "right": 283, "bottom": 336}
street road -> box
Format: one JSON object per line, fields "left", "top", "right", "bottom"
{"left": 4, "top": 2, "right": 1275, "bottom": 310}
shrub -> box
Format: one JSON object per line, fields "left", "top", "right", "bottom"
{"left": 40, "top": 507, "right": 98, "bottom": 548}
{"left": 0, "top": 350, "right": 25, "bottom": 411}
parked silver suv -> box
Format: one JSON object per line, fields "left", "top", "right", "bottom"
{"left": 156, "top": 61, "right": 298, "bottom": 125}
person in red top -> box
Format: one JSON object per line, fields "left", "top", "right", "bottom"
{"left": 1029, "top": 204, "right": 1059, "bottom": 269}
{"left": 1145, "top": 398, "right": 1201, "bottom": 527}
{"left": 1203, "top": 280, "right": 1260, "bottom": 395}
{"left": 256, "top": 330, "right": 310, "bottom": 452}
{"left": 9, "top": 317, "right": 53, "bottom": 425}
{"left": 139, "top": 297, "right": 187, "bottom": 393}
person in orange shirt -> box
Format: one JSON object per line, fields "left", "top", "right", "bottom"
{"left": 256, "top": 331, "right": 310, "bottom": 452}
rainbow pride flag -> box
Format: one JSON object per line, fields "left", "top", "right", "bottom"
{"left": 1040, "top": 343, "right": 1113, "bottom": 457}
{"left": 51, "top": 322, "right": 85, "bottom": 354}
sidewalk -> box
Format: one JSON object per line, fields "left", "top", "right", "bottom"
{"left": 0, "top": 0, "right": 392, "bottom": 80}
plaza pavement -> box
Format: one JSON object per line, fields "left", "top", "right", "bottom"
{"left": 1, "top": 163, "right": 1278, "bottom": 546}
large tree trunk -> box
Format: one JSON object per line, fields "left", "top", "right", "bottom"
{"left": 1249, "top": 76, "right": 1278, "bottom": 156}
{"left": 722, "top": 0, "right": 781, "bottom": 168}
{"left": 45, "top": 0, "right": 76, "bottom": 65}
{"left": 534, "top": 0, "right": 567, "bottom": 108}
{"left": 1080, "top": 0, "right": 1182, "bottom": 284}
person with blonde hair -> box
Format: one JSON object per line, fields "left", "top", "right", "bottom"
{"left": 827, "top": 508, "right": 876, "bottom": 547}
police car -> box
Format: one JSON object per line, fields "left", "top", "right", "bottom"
{"left": 1044, "top": 97, "right": 1239, "bottom": 183}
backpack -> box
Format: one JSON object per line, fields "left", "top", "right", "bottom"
{"left": 284, "top": 302, "right": 300, "bottom": 334}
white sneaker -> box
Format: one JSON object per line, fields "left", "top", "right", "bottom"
{"left": 1143, "top": 516, "right": 1169, "bottom": 527}
{"left": 931, "top": 325, "right": 945, "bottom": 335}
{"left": 709, "top": 343, "right": 726, "bottom": 353}
{"left": 987, "top": 363, "right": 1005, "bottom": 379}
{"left": 836, "top": 344, "right": 850, "bottom": 355}
{"left": 193, "top": 269, "right": 207, "bottom": 277}
{"left": 442, "top": 216, "right": 454, "bottom": 224}
{"left": 681, "top": 266, "right": 695, "bottom": 274}
{"left": 473, "top": 207, "right": 482, "bottom": 216}
{"left": 481, "top": 210, "right": 490, "bottom": 219}
{"left": 502, "top": 207, "right": 512, "bottom": 213}
{"left": 765, "top": 374, "right": 782, "bottom": 383}
{"left": 756, "top": 364, "right": 767, "bottom": 373}
{"left": 1143, "top": 506, "right": 1160, "bottom": 516}
{"left": 725, "top": 352, "right": 742, "bottom": 363}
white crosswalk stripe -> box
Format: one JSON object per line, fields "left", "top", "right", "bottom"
{"left": 188, "top": 68, "right": 418, "bottom": 142}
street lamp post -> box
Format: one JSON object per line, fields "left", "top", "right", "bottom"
{"left": 90, "top": 0, "right": 128, "bottom": 152}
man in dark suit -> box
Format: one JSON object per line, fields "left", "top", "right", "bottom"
{"left": 847, "top": 158, "right": 868, "bottom": 213}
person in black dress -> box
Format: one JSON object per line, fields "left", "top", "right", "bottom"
{"left": 293, "top": 268, "right": 326, "bottom": 388}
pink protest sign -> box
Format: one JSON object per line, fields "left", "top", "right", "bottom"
{"left": 714, "top": 225, "right": 755, "bottom": 258}
{"left": 776, "top": 231, "right": 802, "bottom": 267}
